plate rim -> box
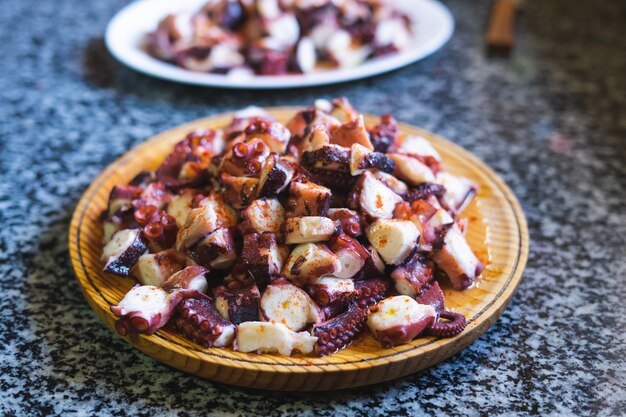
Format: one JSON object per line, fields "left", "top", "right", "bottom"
{"left": 103, "top": 0, "right": 455, "bottom": 89}
{"left": 69, "top": 109, "right": 529, "bottom": 387}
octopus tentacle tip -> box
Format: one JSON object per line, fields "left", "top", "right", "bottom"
{"left": 425, "top": 310, "right": 466, "bottom": 338}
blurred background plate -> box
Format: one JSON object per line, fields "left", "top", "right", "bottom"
{"left": 69, "top": 109, "right": 528, "bottom": 391}
{"left": 104, "top": 0, "right": 454, "bottom": 89}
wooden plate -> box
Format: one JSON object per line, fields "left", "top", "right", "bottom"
{"left": 69, "top": 109, "right": 528, "bottom": 391}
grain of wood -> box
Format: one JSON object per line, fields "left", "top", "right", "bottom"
{"left": 486, "top": 0, "right": 517, "bottom": 54}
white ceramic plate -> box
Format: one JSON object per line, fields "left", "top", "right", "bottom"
{"left": 105, "top": 0, "right": 454, "bottom": 89}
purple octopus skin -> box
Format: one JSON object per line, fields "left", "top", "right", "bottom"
{"left": 300, "top": 145, "right": 351, "bottom": 173}
{"left": 247, "top": 45, "right": 289, "bottom": 76}
{"left": 257, "top": 153, "right": 294, "bottom": 197}
{"left": 110, "top": 285, "right": 210, "bottom": 336}
{"left": 157, "top": 140, "right": 204, "bottom": 189}
{"left": 390, "top": 250, "right": 435, "bottom": 297}
{"left": 112, "top": 308, "right": 169, "bottom": 337}
{"left": 425, "top": 310, "right": 466, "bottom": 338}
{"left": 129, "top": 171, "right": 155, "bottom": 188}
{"left": 133, "top": 205, "right": 161, "bottom": 227}
{"left": 415, "top": 281, "right": 445, "bottom": 314}
{"left": 132, "top": 182, "right": 172, "bottom": 210}
{"left": 285, "top": 181, "right": 332, "bottom": 217}
{"left": 156, "top": 132, "right": 217, "bottom": 189}
{"left": 368, "top": 114, "right": 399, "bottom": 153}
{"left": 307, "top": 281, "right": 355, "bottom": 308}
{"left": 372, "top": 314, "right": 435, "bottom": 348}
{"left": 173, "top": 298, "right": 236, "bottom": 348}
{"left": 241, "top": 232, "right": 281, "bottom": 290}
{"left": 102, "top": 229, "right": 148, "bottom": 277}
{"left": 162, "top": 265, "right": 208, "bottom": 292}
{"left": 308, "top": 167, "right": 356, "bottom": 190}
{"left": 359, "top": 152, "right": 395, "bottom": 173}
{"left": 212, "top": 285, "right": 261, "bottom": 325}
{"left": 327, "top": 208, "right": 362, "bottom": 237}
{"left": 219, "top": 173, "right": 260, "bottom": 209}
{"left": 107, "top": 185, "right": 142, "bottom": 217}
{"left": 328, "top": 235, "right": 370, "bottom": 279}
{"left": 141, "top": 210, "right": 178, "bottom": 251}
{"left": 354, "top": 278, "right": 390, "bottom": 309}
{"left": 208, "top": 0, "right": 244, "bottom": 30}
{"left": 102, "top": 210, "right": 137, "bottom": 241}
{"left": 355, "top": 246, "right": 387, "bottom": 280}
{"left": 321, "top": 302, "right": 350, "bottom": 319}
{"left": 186, "top": 227, "right": 236, "bottom": 269}
{"left": 221, "top": 138, "right": 270, "bottom": 177}
{"left": 307, "top": 279, "right": 356, "bottom": 319}
{"left": 147, "top": 15, "right": 179, "bottom": 61}
{"left": 312, "top": 303, "right": 368, "bottom": 356}
{"left": 403, "top": 183, "right": 447, "bottom": 203}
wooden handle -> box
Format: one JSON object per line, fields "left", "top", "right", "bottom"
{"left": 486, "top": 0, "right": 517, "bottom": 54}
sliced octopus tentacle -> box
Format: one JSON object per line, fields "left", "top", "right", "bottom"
{"left": 403, "top": 183, "right": 446, "bottom": 203}
{"left": 312, "top": 303, "right": 368, "bottom": 356}
{"left": 308, "top": 167, "right": 356, "bottom": 190}
{"left": 415, "top": 281, "right": 445, "bottom": 314}
{"left": 142, "top": 211, "right": 178, "bottom": 251}
{"left": 300, "top": 145, "right": 350, "bottom": 173}
{"left": 213, "top": 284, "right": 260, "bottom": 325}
{"left": 354, "top": 278, "right": 390, "bottom": 309}
{"left": 173, "top": 298, "right": 236, "bottom": 348}
{"left": 327, "top": 208, "right": 362, "bottom": 237}
{"left": 110, "top": 285, "right": 209, "bottom": 336}
{"left": 425, "top": 310, "right": 466, "bottom": 338}
{"left": 114, "top": 311, "right": 164, "bottom": 337}
{"left": 156, "top": 132, "right": 217, "bottom": 190}
{"left": 220, "top": 138, "right": 270, "bottom": 178}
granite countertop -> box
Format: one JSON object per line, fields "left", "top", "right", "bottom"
{"left": 1, "top": 0, "right": 625, "bottom": 415}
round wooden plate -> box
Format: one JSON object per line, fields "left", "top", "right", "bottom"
{"left": 69, "top": 109, "right": 528, "bottom": 391}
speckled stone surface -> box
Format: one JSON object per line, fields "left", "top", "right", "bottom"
{"left": 1, "top": 0, "right": 625, "bottom": 415}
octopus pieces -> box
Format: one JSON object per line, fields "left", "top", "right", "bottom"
{"left": 146, "top": 0, "right": 416, "bottom": 76}
{"left": 103, "top": 97, "right": 483, "bottom": 356}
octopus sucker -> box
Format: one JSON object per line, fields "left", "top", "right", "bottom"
{"left": 173, "top": 298, "right": 236, "bottom": 347}
{"left": 354, "top": 278, "right": 390, "bottom": 309}
{"left": 425, "top": 310, "right": 467, "bottom": 338}
{"left": 312, "top": 303, "right": 368, "bottom": 356}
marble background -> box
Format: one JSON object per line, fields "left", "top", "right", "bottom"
{"left": 1, "top": 0, "right": 625, "bottom": 415}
